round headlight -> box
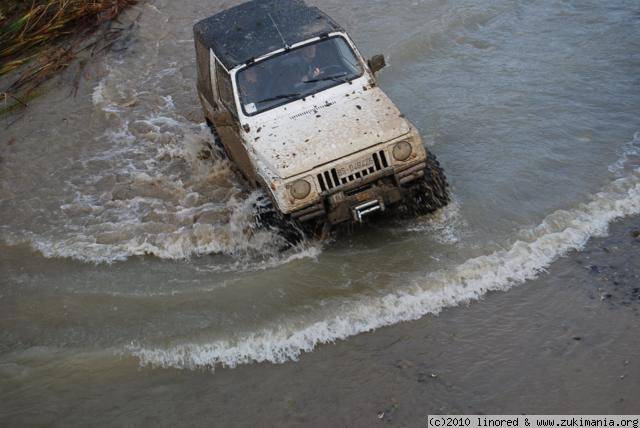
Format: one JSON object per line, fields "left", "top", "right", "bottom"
{"left": 392, "top": 141, "right": 413, "bottom": 161}
{"left": 289, "top": 179, "right": 311, "bottom": 199}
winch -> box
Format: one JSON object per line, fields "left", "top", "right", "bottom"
{"left": 352, "top": 199, "right": 385, "bottom": 223}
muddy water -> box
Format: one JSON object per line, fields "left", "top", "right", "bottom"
{"left": 1, "top": 0, "right": 640, "bottom": 423}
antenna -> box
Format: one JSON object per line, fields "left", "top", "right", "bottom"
{"left": 268, "top": 13, "right": 289, "bottom": 49}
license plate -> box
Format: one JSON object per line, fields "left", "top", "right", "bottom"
{"left": 336, "top": 155, "right": 374, "bottom": 178}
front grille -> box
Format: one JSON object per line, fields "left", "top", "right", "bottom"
{"left": 316, "top": 150, "right": 389, "bottom": 192}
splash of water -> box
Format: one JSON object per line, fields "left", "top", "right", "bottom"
{"left": 128, "top": 140, "right": 640, "bottom": 369}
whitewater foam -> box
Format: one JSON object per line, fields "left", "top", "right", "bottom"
{"left": 0, "top": 57, "right": 316, "bottom": 267}
{"left": 609, "top": 132, "right": 640, "bottom": 176}
{"left": 402, "top": 199, "right": 467, "bottom": 244}
{"left": 129, "top": 162, "right": 640, "bottom": 370}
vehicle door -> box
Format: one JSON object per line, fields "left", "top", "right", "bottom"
{"left": 212, "top": 58, "right": 256, "bottom": 182}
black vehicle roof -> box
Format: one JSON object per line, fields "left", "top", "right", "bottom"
{"left": 193, "top": 0, "right": 343, "bottom": 70}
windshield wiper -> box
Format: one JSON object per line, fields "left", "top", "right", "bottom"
{"left": 255, "top": 93, "right": 301, "bottom": 104}
{"left": 304, "top": 73, "right": 349, "bottom": 84}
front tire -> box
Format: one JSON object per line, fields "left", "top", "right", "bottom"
{"left": 407, "top": 151, "right": 450, "bottom": 215}
{"left": 205, "top": 119, "right": 228, "bottom": 159}
{"left": 253, "top": 193, "right": 306, "bottom": 250}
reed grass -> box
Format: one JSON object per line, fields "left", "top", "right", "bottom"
{"left": 0, "top": 0, "right": 136, "bottom": 115}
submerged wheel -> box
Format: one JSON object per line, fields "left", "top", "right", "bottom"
{"left": 253, "top": 193, "right": 306, "bottom": 250}
{"left": 205, "top": 119, "right": 228, "bottom": 159}
{"left": 407, "top": 151, "right": 450, "bottom": 215}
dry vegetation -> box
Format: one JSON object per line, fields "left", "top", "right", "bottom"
{"left": 0, "top": 0, "right": 137, "bottom": 115}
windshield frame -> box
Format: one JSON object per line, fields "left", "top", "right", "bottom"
{"left": 234, "top": 34, "right": 366, "bottom": 118}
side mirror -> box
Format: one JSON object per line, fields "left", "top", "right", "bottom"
{"left": 368, "top": 54, "right": 386, "bottom": 74}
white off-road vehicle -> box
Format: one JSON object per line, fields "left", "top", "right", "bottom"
{"left": 194, "top": 0, "right": 449, "bottom": 237}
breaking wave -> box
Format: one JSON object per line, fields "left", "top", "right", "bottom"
{"left": 128, "top": 142, "right": 640, "bottom": 369}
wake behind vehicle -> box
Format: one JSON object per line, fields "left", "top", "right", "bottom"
{"left": 193, "top": 0, "right": 449, "bottom": 237}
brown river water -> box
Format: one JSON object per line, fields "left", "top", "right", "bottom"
{"left": 1, "top": 0, "right": 639, "bottom": 425}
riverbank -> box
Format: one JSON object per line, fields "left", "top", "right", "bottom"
{"left": 0, "top": 0, "right": 136, "bottom": 115}
{"left": 2, "top": 215, "right": 638, "bottom": 426}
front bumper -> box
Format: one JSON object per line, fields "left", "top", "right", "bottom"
{"left": 291, "top": 161, "right": 426, "bottom": 225}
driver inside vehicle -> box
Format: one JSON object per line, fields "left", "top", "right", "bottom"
{"left": 236, "top": 37, "right": 363, "bottom": 115}
{"left": 299, "top": 43, "right": 322, "bottom": 82}
{"left": 264, "top": 44, "right": 329, "bottom": 100}
{"left": 297, "top": 42, "right": 343, "bottom": 83}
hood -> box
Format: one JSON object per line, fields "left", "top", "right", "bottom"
{"left": 247, "top": 86, "right": 410, "bottom": 179}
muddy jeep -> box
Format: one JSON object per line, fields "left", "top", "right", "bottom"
{"left": 194, "top": 0, "right": 449, "bottom": 235}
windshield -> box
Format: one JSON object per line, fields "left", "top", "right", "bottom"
{"left": 236, "top": 36, "right": 363, "bottom": 116}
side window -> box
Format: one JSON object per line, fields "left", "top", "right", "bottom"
{"left": 215, "top": 60, "right": 238, "bottom": 118}
{"left": 195, "top": 40, "right": 213, "bottom": 104}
